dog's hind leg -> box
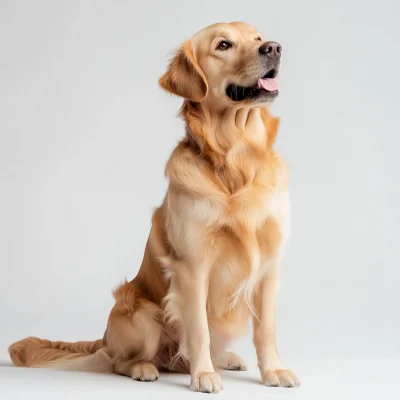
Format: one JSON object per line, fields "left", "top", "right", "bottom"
{"left": 114, "top": 360, "right": 159, "bottom": 382}
{"left": 214, "top": 351, "right": 247, "bottom": 371}
{"left": 210, "top": 328, "right": 247, "bottom": 371}
{"left": 105, "top": 281, "right": 162, "bottom": 382}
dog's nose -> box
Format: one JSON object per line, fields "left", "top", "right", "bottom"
{"left": 259, "top": 41, "right": 282, "bottom": 59}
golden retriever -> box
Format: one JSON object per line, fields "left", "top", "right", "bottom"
{"left": 9, "top": 21, "right": 300, "bottom": 393}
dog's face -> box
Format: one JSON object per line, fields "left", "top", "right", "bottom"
{"left": 159, "top": 22, "right": 281, "bottom": 107}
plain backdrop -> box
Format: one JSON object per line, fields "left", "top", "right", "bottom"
{"left": 1, "top": 0, "right": 399, "bottom": 399}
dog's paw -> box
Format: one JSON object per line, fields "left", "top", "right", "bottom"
{"left": 219, "top": 351, "right": 247, "bottom": 371}
{"left": 261, "top": 369, "right": 300, "bottom": 388}
{"left": 190, "top": 371, "right": 223, "bottom": 393}
{"left": 131, "top": 362, "right": 159, "bottom": 382}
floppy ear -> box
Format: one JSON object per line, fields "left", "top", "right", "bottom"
{"left": 159, "top": 41, "right": 208, "bottom": 102}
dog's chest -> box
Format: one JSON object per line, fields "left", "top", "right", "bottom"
{"left": 226, "top": 162, "right": 284, "bottom": 227}
{"left": 206, "top": 187, "right": 290, "bottom": 322}
{"left": 221, "top": 185, "right": 289, "bottom": 264}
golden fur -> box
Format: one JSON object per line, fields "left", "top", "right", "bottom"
{"left": 9, "top": 22, "right": 299, "bottom": 393}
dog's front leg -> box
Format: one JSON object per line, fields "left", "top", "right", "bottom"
{"left": 253, "top": 266, "right": 300, "bottom": 388}
{"left": 177, "top": 267, "right": 223, "bottom": 393}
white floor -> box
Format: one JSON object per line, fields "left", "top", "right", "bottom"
{"left": 1, "top": 357, "right": 399, "bottom": 400}
{"left": 1, "top": 318, "right": 399, "bottom": 399}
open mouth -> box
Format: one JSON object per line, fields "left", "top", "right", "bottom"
{"left": 226, "top": 68, "right": 279, "bottom": 102}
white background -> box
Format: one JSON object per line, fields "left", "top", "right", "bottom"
{"left": 1, "top": 0, "right": 399, "bottom": 399}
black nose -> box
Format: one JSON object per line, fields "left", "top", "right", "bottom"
{"left": 259, "top": 41, "right": 282, "bottom": 59}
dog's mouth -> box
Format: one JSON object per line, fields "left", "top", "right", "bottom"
{"left": 226, "top": 68, "right": 279, "bottom": 102}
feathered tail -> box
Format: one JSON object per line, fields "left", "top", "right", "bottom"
{"left": 9, "top": 336, "right": 113, "bottom": 372}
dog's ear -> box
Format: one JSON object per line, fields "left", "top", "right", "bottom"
{"left": 159, "top": 41, "right": 208, "bottom": 102}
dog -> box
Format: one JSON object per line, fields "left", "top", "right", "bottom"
{"left": 9, "top": 22, "right": 300, "bottom": 393}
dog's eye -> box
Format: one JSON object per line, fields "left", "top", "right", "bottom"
{"left": 255, "top": 36, "right": 262, "bottom": 41}
{"left": 216, "top": 41, "right": 232, "bottom": 51}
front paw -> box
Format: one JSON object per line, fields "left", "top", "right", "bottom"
{"left": 190, "top": 371, "right": 223, "bottom": 393}
{"left": 261, "top": 369, "right": 300, "bottom": 388}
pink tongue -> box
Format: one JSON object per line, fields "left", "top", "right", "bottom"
{"left": 257, "top": 78, "right": 278, "bottom": 92}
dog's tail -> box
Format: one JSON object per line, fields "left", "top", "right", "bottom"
{"left": 8, "top": 337, "right": 113, "bottom": 373}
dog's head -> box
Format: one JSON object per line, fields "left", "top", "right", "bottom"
{"left": 159, "top": 22, "right": 281, "bottom": 107}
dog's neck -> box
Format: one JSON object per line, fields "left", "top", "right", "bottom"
{"left": 210, "top": 106, "right": 266, "bottom": 151}
{"left": 179, "top": 101, "right": 279, "bottom": 192}
{"left": 181, "top": 101, "right": 278, "bottom": 166}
